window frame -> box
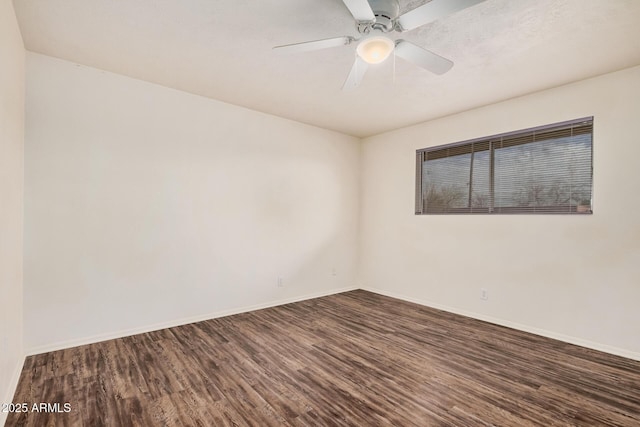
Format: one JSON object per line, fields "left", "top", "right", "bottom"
{"left": 415, "top": 117, "right": 594, "bottom": 215}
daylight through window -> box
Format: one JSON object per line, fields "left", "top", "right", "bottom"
{"left": 415, "top": 117, "right": 593, "bottom": 214}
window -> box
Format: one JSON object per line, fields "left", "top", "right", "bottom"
{"left": 415, "top": 117, "right": 593, "bottom": 214}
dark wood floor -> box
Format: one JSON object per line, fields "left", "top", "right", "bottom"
{"left": 7, "top": 290, "right": 640, "bottom": 426}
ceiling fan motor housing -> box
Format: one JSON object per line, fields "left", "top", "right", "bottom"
{"left": 364, "top": 0, "right": 400, "bottom": 33}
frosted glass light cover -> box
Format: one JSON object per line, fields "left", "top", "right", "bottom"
{"left": 356, "top": 36, "right": 395, "bottom": 64}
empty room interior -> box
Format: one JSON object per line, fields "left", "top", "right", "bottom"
{"left": 2, "top": 0, "right": 640, "bottom": 425}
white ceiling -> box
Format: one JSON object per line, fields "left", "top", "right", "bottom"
{"left": 12, "top": 0, "right": 640, "bottom": 137}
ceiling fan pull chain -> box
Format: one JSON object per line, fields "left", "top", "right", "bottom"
{"left": 393, "top": 49, "right": 396, "bottom": 85}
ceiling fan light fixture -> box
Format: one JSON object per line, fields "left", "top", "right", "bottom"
{"left": 356, "top": 36, "right": 395, "bottom": 64}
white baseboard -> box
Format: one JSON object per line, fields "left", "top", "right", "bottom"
{"left": 362, "top": 287, "right": 640, "bottom": 362}
{"left": 0, "top": 354, "right": 26, "bottom": 427}
{"left": 24, "top": 284, "right": 640, "bottom": 363}
{"left": 25, "top": 285, "right": 358, "bottom": 356}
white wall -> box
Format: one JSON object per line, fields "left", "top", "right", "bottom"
{"left": 24, "top": 53, "right": 360, "bottom": 353}
{"left": 360, "top": 66, "right": 640, "bottom": 360}
{"left": 0, "top": 0, "right": 25, "bottom": 423}
{"left": 19, "top": 47, "right": 640, "bottom": 364}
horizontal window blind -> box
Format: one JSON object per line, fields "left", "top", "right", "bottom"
{"left": 415, "top": 117, "right": 593, "bottom": 215}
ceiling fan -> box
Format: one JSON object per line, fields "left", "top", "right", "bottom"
{"left": 273, "top": 0, "right": 485, "bottom": 90}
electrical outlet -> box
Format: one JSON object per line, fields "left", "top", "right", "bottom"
{"left": 332, "top": 268, "right": 337, "bottom": 277}
{"left": 277, "top": 277, "right": 284, "bottom": 288}
{"left": 480, "top": 288, "right": 488, "bottom": 301}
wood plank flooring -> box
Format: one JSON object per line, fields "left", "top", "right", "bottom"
{"left": 6, "top": 290, "right": 640, "bottom": 426}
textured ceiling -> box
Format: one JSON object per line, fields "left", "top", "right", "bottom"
{"left": 12, "top": 0, "right": 640, "bottom": 137}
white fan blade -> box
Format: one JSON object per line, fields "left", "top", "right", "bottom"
{"left": 341, "top": 0, "right": 375, "bottom": 22}
{"left": 273, "top": 36, "right": 354, "bottom": 54}
{"left": 394, "top": 40, "right": 453, "bottom": 75}
{"left": 342, "top": 57, "right": 369, "bottom": 91}
{"left": 397, "top": 0, "right": 486, "bottom": 31}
